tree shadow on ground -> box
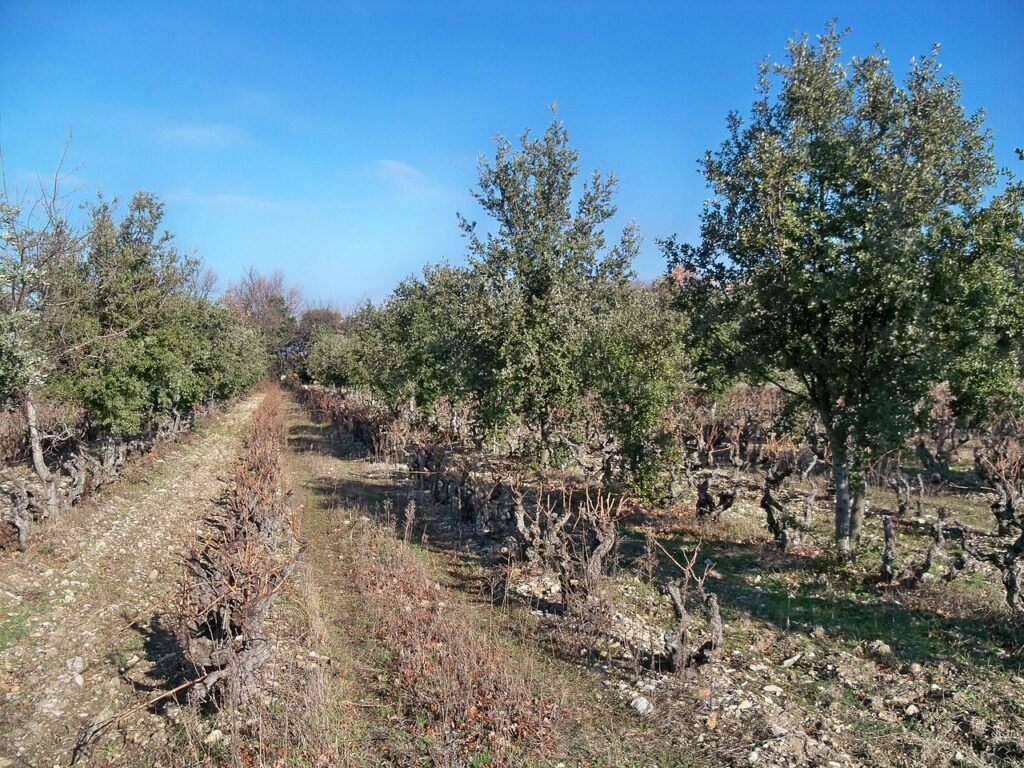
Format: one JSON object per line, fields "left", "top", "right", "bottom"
{"left": 116, "top": 613, "right": 194, "bottom": 713}
{"left": 303, "top": 471, "right": 500, "bottom": 598}
{"left": 287, "top": 422, "right": 368, "bottom": 460}
{"left": 305, "top": 470, "right": 410, "bottom": 512}
{"left": 292, "top": 409, "right": 1023, "bottom": 679}
{"left": 621, "top": 506, "right": 1024, "bottom": 670}
{"left": 678, "top": 535, "right": 1024, "bottom": 673}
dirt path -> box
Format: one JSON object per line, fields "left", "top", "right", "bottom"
{"left": 277, "top": 403, "right": 392, "bottom": 765}
{"left": 283, "top": 397, "right": 697, "bottom": 767}
{"left": 302, "top": 392, "right": 1024, "bottom": 768}
{"left": 0, "top": 393, "right": 688, "bottom": 766}
{"left": 3, "top": 391, "right": 1012, "bottom": 766}
{"left": 0, "top": 394, "right": 261, "bottom": 765}
{"left": 279, "top": 397, "right": 1024, "bottom": 768}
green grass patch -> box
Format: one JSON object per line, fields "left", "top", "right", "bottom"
{"left": 0, "top": 608, "right": 32, "bottom": 652}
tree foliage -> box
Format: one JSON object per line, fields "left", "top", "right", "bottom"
{"left": 301, "top": 117, "right": 686, "bottom": 497}
{"left": 664, "top": 24, "right": 1024, "bottom": 554}
{"left": 304, "top": 322, "right": 359, "bottom": 388}
{"left": 457, "top": 116, "right": 639, "bottom": 458}
{"left": 346, "top": 264, "right": 479, "bottom": 409}
{"left": 585, "top": 280, "right": 689, "bottom": 495}
{"left": 1, "top": 182, "right": 267, "bottom": 439}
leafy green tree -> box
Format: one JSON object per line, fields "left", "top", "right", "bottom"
{"left": 304, "top": 327, "right": 358, "bottom": 387}
{"left": 934, "top": 178, "right": 1024, "bottom": 423}
{"left": 2, "top": 172, "right": 268, "bottom": 519}
{"left": 459, "top": 115, "right": 638, "bottom": 462}
{"left": 1, "top": 182, "right": 191, "bottom": 507}
{"left": 665, "top": 25, "right": 1023, "bottom": 556}
{"left": 51, "top": 193, "right": 198, "bottom": 434}
{"left": 199, "top": 303, "right": 270, "bottom": 401}
{"left": 283, "top": 304, "right": 346, "bottom": 377}
{"left": 64, "top": 294, "right": 268, "bottom": 435}
{"left": 346, "top": 264, "right": 480, "bottom": 410}
{"left": 586, "top": 280, "right": 688, "bottom": 498}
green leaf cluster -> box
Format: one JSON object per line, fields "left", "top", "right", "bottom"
{"left": 308, "top": 118, "right": 688, "bottom": 495}
{"left": 1, "top": 189, "right": 268, "bottom": 436}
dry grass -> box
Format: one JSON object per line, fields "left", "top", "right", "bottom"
{"left": 347, "top": 515, "right": 556, "bottom": 766}
{"left": 152, "top": 390, "right": 355, "bottom": 768}
{"left": 279, "top": 388, "right": 1024, "bottom": 767}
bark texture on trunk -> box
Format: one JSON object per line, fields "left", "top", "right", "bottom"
{"left": 832, "top": 452, "right": 852, "bottom": 558}
{"left": 850, "top": 476, "right": 867, "bottom": 549}
{"left": 881, "top": 516, "right": 898, "bottom": 582}
{"left": 24, "top": 392, "right": 60, "bottom": 520}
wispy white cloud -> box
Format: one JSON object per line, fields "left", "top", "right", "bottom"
{"left": 373, "top": 158, "right": 426, "bottom": 190}
{"left": 162, "top": 188, "right": 281, "bottom": 211}
{"left": 156, "top": 122, "right": 251, "bottom": 148}
{"left": 371, "top": 159, "right": 449, "bottom": 199}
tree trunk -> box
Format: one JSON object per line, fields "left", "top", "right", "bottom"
{"left": 881, "top": 516, "right": 897, "bottom": 582}
{"left": 24, "top": 392, "right": 60, "bottom": 520}
{"left": 1003, "top": 530, "right": 1024, "bottom": 614}
{"left": 850, "top": 475, "right": 866, "bottom": 549}
{"left": 539, "top": 414, "right": 551, "bottom": 467}
{"left": 832, "top": 451, "right": 852, "bottom": 558}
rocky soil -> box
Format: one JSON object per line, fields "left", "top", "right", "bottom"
{"left": 0, "top": 395, "right": 260, "bottom": 765}
{"left": 3, "top": 392, "right": 1021, "bottom": 768}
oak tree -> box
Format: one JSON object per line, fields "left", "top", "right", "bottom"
{"left": 666, "top": 25, "right": 1024, "bottom": 556}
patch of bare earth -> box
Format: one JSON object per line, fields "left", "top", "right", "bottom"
{"left": 0, "top": 395, "right": 261, "bottom": 765}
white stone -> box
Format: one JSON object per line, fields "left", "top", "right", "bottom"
{"left": 629, "top": 695, "right": 654, "bottom": 717}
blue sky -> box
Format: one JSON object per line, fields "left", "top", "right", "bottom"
{"left": 2, "top": 1, "right": 1021, "bottom": 307}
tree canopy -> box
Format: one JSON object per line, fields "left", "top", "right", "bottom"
{"left": 664, "top": 24, "right": 1024, "bottom": 554}
{"left": 458, "top": 116, "right": 639, "bottom": 460}
{"left": 1, "top": 176, "right": 268, "bottom": 517}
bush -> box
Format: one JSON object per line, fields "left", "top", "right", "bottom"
{"left": 304, "top": 329, "right": 357, "bottom": 386}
